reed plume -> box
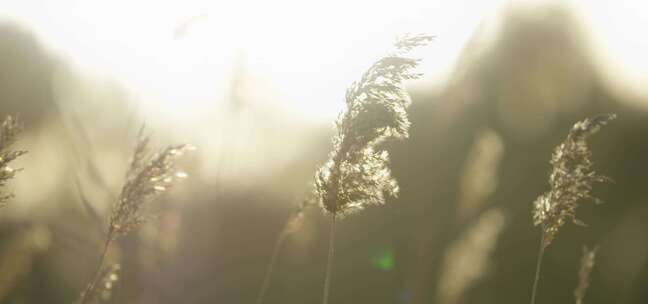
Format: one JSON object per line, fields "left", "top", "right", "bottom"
{"left": 255, "top": 195, "right": 316, "bottom": 304}
{"left": 107, "top": 128, "right": 193, "bottom": 242}
{"left": 457, "top": 129, "right": 504, "bottom": 220}
{"left": 529, "top": 114, "right": 615, "bottom": 304}
{"left": 78, "top": 127, "right": 192, "bottom": 304}
{"left": 574, "top": 246, "right": 597, "bottom": 304}
{"left": 314, "top": 33, "right": 432, "bottom": 304}
{"left": 0, "top": 115, "right": 27, "bottom": 206}
{"left": 315, "top": 33, "right": 432, "bottom": 216}
{"left": 437, "top": 207, "right": 507, "bottom": 304}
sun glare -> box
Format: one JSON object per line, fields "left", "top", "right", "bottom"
{"left": 3, "top": 0, "right": 648, "bottom": 120}
{"left": 570, "top": 0, "right": 648, "bottom": 102}
{"left": 1, "top": 0, "right": 508, "bottom": 122}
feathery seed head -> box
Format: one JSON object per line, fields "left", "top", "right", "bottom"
{"left": 0, "top": 116, "right": 27, "bottom": 205}
{"left": 437, "top": 208, "right": 507, "bottom": 304}
{"left": 532, "top": 114, "right": 615, "bottom": 247}
{"left": 284, "top": 195, "right": 318, "bottom": 235}
{"left": 315, "top": 34, "right": 432, "bottom": 216}
{"left": 574, "top": 246, "right": 597, "bottom": 304}
{"left": 108, "top": 128, "right": 192, "bottom": 240}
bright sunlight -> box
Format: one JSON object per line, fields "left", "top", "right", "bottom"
{"left": 2, "top": 0, "right": 503, "bottom": 121}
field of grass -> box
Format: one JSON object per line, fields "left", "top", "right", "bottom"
{"left": 0, "top": 2, "right": 647, "bottom": 304}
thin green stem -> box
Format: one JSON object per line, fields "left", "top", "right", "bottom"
{"left": 256, "top": 229, "right": 289, "bottom": 304}
{"left": 530, "top": 230, "right": 546, "bottom": 304}
{"left": 322, "top": 214, "right": 336, "bottom": 304}
{"left": 79, "top": 237, "right": 112, "bottom": 304}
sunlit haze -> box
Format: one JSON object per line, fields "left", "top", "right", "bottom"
{"left": 3, "top": 1, "right": 648, "bottom": 122}
{"left": 1, "top": 0, "right": 506, "bottom": 121}
{"left": 1, "top": 1, "right": 648, "bottom": 303}
{"left": 4, "top": 0, "right": 647, "bottom": 121}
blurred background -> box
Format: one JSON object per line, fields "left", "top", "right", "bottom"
{"left": 0, "top": 0, "right": 647, "bottom": 303}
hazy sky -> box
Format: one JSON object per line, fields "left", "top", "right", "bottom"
{"left": 1, "top": 0, "right": 646, "bottom": 121}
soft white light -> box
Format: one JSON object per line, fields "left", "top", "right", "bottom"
{"left": 1, "top": 0, "right": 503, "bottom": 121}
{"left": 571, "top": 0, "right": 648, "bottom": 102}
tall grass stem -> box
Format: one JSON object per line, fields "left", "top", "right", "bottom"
{"left": 79, "top": 238, "right": 111, "bottom": 304}
{"left": 322, "top": 215, "right": 336, "bottom": 304}
{"left": 530, "top": 230, "right": 546, "bottom": 304}
{"left": 256, "top": 230, "right": 289, "bottom": 304}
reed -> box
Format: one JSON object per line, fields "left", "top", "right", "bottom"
{"left": 77, "top": 127, "right": 192, "bottom": 304}
{"left": 436, "top": 207, "right": 507, "bottom": 304}
{"left": 574, "top": 246, "right": 597, "bottom": 304}
{"left": 255, "top": 195, "right": 316, "bottom": 304}
{"left": 314, "top": 33, "right": 432, "bottom": 304}
{"left": 529, "top": 114, "right": 615, "bottom": 304}
{"left": 0, "top": 115, "right": 27, "bottom": 206}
